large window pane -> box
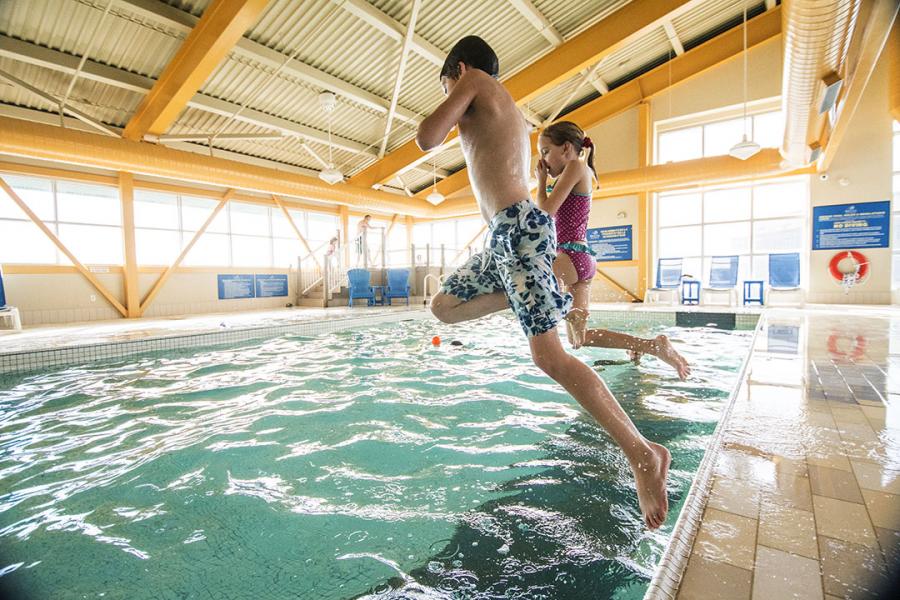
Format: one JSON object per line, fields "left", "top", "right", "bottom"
{"left": 894, "top": 214, "right": 900, "bottom": 249}
{"left": 272, "top": 209, "right": 299, "bottom": 239}
{"left": 753, "top": 111, "right": 784, "bottom": 148}
{"left": 751, "top": 255, "right": 769, "bottom": 281}
{"left": 136, "top": 229, "right": 180, "bottom": 265}
{"left": 703, "top": 117, "right": 748, "bottom": 157}
{"left": 753, "top": 218, "right": 804, "bottom": 253}
{"left": 413, "top": 223, "right": 431, "bottom": 247}
{"left": 184, "top": 233, "right": 229, "bottom": 266}
{"left": 659, "top": 225, "right": 702, "bottom": 257}
{"left": 658, "top": 127, "right": 702, "bottom": 163}
{"left": 134, "top": 190, "right": 178, "bottom": 229}
{"left": 182, "top": 196, "right": 221, "bottom": 231}
{"left": 1, "top": 176, "right": 54, "bottom": 220}
{"left": 753, "top": 181, "right": 806, "bottom": 218}
{"left": 702, "top": 255, "right": 751, "bottom": 284}
{"left": 658, "top": 193, "right": 702, "bottom": 226}
{"left": 308, "top": 212, "right": 338, "bottom": 244}
{"left": 704, "top": 188, "right": 751, "bottom": 222}
{"left": 894, "top": 132, "right": 900, "bottom": 172}
{"left": 58, "top": 224, "right": 123, "bottom": 264}
{"left": 231, "top": 202, "right": 270, "bottom": 236}
{"left": 274, "top": 238, "right": 302, "bottom": 268}
{"left": 0, "top": 220, "right": 58, "bottom": 263}
{"left": 232, "top": 235, "right": 271, "bottom": 267}
{"left": 894, "top": 253, "right": 900, "bottom": 288}
{"left": 57, "top": 181, "right": 120, "bottom": 225}
{"left": 432, "top": 220, "right": 456, "bottom": 249}
{"left": 704, "top": 221, "right": 751, "bottom": 254}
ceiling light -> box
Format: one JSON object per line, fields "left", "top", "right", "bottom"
{"left": 729, "top": 135, "right": 761, "bottom": 160}
{"left": 426, "top": 190, "right": 445, "bottom": 205}
{"left": 318, "top": 167, "right": 343, "bottom": 185}
{"left": 426, "top": 155, "right": 444, "bottom": 204}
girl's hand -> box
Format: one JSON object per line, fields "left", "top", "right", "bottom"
{"left": 534, "top": 159, "right": 549, "bottom": 182}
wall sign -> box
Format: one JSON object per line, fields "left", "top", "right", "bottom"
{"left": 217, "top": 274, "right": 255, "bottom": 300}
{"left": 255, "top": 274, "right": 289, "bottom": 297}
{"left": 587, "top": 225, "right": 633, "bottom": 261}
{"left": 812, "top": 200, "right": 890, "bottom": 250}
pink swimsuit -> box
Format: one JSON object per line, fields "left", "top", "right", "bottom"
{"left": 555, "top": 191, "right": 596, "bottom": 282}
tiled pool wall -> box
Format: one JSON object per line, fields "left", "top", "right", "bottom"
{"left": 0, "top": 309, "right": 760, "bottom": 376}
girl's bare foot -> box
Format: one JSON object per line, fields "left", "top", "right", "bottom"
{"left": 631, "top": 442, "right": 671, "bottom": 530}
{"left": 653, "top": 335, "right": 691, "bottom": 380}
{"left": 564, "top": 308, "right": 588, "bottom": 349}
{"left": 627, "top": 349, "right": 642, "bottom": 365}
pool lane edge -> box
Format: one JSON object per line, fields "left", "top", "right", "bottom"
{"left": 642, "top": 311, "right": 765, "bottom": 600}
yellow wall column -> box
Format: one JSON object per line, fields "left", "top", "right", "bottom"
{"left": 405, "top": 215, "right": 414, "bottom": 264}
{"left": 340, "top": 205, "right": 350, "bottom": 267}
{"left": 637, "top": 102, "right": 651, "bottom": 299}
{"left": 119, "top": 172, "right": 140, "bottom": 317}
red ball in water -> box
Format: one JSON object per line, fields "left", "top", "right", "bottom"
{"left": 431, "top": 335, "right": 441, "bottom": 347}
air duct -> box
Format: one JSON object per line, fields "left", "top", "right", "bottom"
{"left": 780, "top": 0, "right": 860, "bottom": 165}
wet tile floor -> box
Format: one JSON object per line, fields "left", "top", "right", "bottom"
{"left": 676, "top": 308, "right": 900, "bottom": 600}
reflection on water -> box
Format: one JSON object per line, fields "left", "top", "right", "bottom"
{"left": 0, "top": 315, "right": 750, "bottom": 599}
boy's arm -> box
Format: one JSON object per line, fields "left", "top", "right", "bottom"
{"left": 537, "top": 160, "right": 582, "bottom": 216}
{"left": 416, "top": 72, "right": 480, "bottom": 151}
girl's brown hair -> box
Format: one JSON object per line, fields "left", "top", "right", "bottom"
{"left": 540, "top": 121, "right": 596, "bottom": 179}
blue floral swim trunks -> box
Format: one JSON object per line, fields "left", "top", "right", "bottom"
{"left": 440, "top": 199, "right": 573, "bottom": 337}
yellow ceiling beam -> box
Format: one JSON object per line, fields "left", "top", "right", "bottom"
{"left": 123, "top": 0, "right": 269, "bottom": 141}
{"left": 351, "top": 0, "right": 699, "bottom": 190}
{"left": 0, "top": 117, "right": 436, "bottom": 217}
{"left": 429, "top": 6, "right": 782, "bottom": 202}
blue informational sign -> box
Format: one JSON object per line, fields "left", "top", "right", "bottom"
{"left": 812, "top": 200, "right": 890, "bottom": 250}
{"left": 255, "top": 274, "right": 289, "bottom": 298}
{"left": 217, "top": 274, "right": 255, "bottom": 300}
{"left": 587, "top": 225, "right": 633, "bottom": 262}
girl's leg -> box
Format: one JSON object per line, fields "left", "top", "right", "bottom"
{"left": 528, "top": 328, "right": 671, "bottom": 529}
{"left": 582, "top": 329, "right": 691, "bottom": 380}
{"left": 563, "top": 280, "right": 591, "bottom": 349}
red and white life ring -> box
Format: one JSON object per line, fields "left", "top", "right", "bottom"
{"left": 827, "top": 333, "right": 867, "bottom": 360}
{"left": 828, "top": 250, "right": 869, "bottom": 283}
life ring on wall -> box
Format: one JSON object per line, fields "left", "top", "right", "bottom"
{"left": 828, "top": 250, "right": 869, "bottom": 283}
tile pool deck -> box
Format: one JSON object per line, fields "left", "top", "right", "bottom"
{"left": 1, "top": 303, "right": 898, "bottom": 598}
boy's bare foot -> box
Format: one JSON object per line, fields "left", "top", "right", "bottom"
{"left": 632, "top": 442, "right": 671, "bottom": 530}
{"left": 564, "top": 308, "right": 588, "bottom": 349}
{"left": 627, "top": 349, "right": 642, "bottom": 365}
{"left": 653, "top": 335, "right": 691, "bottom": 380}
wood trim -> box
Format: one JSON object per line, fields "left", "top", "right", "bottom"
{"left": 596, "top": 259, "right": 639, "bottom": 268}
{"left": 0, "top": 175, "right": 128, "bottom": 316}
{"left": 119, "top": 172, "right": 140, "bottom": 317}
{"left": 272, "top": 194, "right": 319, "bottom": 271}
{"left": 595, "top": 269, "right": 641, "bottom": 301}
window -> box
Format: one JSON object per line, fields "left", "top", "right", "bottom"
{"left": 0, "top": 175, "right": 122, "bottom": 265}
{"left": 655, "top": 108, "right": 784, "bottom": 164}
{"left": 655, "top": 178, "right": 807, "bottom": 285}
{"left": 411, "top": 217, "right": 486, "bottom": 266}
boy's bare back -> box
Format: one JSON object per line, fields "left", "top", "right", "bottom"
{"left": 458, "top": 70, "right": 532, "bottom": 222}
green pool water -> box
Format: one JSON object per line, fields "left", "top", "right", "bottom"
{"left": 0, "top": 314, "right": 752, "bottom": 599}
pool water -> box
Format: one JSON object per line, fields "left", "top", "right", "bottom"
{"left": 0, "top": 315, "right": 752, "bottom": 599}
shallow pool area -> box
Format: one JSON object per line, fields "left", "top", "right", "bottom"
{"left": 0, "top": 314, "right": 752, "bottom": 599}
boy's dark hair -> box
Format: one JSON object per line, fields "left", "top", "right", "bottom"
{"left": 440, "top": 36, "right": 499, "bottom": 80}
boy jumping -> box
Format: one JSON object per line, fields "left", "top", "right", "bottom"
{"left": 418, "top": 36, "right": 670, "bottom": 530}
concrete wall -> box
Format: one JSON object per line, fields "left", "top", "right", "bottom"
{"left": 3, "top": 269, "right": 296, "bottom": 326}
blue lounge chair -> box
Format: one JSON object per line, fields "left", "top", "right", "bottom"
{"left": 767, "top": 252, "right": 803, "bottom": 305}
{"left": 703, "top": 255, "right": 739, "bottom": 305}
{"left": 347, "top": 268, "right": 375, "bottom": 307}
{"left": 384, "top": 268, "right": 411, "bottom": 306}
{"left": 644, "top": 258, "right": 683, "bottom": 304}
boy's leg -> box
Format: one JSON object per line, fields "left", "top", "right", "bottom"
{"left": 430, "top": 248, "right": 508, "bottom": 325}
{"left": 431, "top": 290, "right": 508, "bottom": 324}
{"left": 528, "top": 329, "right": 671, "bottom": 529}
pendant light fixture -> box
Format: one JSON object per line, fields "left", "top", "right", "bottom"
{"left": 729, "top": 0, "right": 761, "bottom": 160}
{"left": 426, "top": 156, "right": 444, "bottom": 205}
{"left": 318, "top": 91, "right": 344, "bottom": 184}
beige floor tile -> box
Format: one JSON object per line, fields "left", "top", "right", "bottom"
{"left": 842, "top": 439, "right": 890, "bottom": 464}
{"left": 693, "top": 507, "right": 758, "bottom": 571}
{"left": 860, "top": 489, "right": 900, "bottom": 531}
{"left": 760, "top": 472, "right": 813, "bottom": 511}
{"left": 831, "top": 406, "right": 869, "bottom": 424}
{"left": 808, "top": 464, "right": 864, "bottom": 503}
{"left": 806, "top": 450, "right": 853, "bottom": 472}
{"left": 875, "top": 526, "right": 900, "bottom": 565}
{"left": 818, "top": 535, "right": 891, "bottom": 600}
{"left": 752, "top": 545, "right": 823, "bottom": 600}
{"left": 677, "top": 553, "right": 752, "bottom": 600}
{"left": 803, "top": 410, "right": 838, "bottom": 428}
{"left": 850, "top": 460, "right": 900, "bottom": 495}
{"left": 707, "top": 476, "right": 761, "bottom": 520}
{"left": 836, "top": 421, "right": 879, "bottom": 443}
{"left": 758, "top": 503, "right": 818, "bottom": 559}
{"left": 812, "top": 495, "right": 878, "bottom": 548}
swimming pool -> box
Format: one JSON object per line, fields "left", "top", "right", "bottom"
{"left": 0, "top": 314, "right": 753, "bottom": 599}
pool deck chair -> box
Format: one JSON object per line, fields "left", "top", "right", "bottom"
{"left": 703, "top": 255, "right": 739, "bottom": 306}
{"left": 644, "top": 258, "right": 683, "bottom": 304}
{"left": 384, "top": 268, "right": 411, "bottom": 306}
{"left": 347, "top": 268, "right": 375, "bottom": 307}
{"left": 767, "top": 252, "right": 803, "bottom": 306}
